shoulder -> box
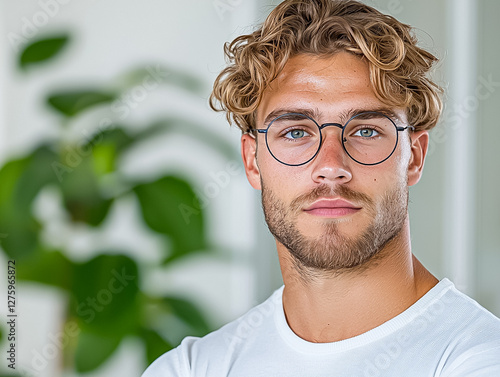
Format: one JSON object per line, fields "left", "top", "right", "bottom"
{"left": 141, "top": 286, "right": 283, "bottom": 377}
{"left": 141, "top": 345, "right": 183, "bottom": 377}
{"left": 435, "top": 280, "right": 500, "bottom": 375}
{"left": 441, "top": 280, "right": 500, "bottom": 335}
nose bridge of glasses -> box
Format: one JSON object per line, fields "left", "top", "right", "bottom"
{"left": 318, "top": 122, "right": 345, "bottom": 142}
{"left": 319, "top": 122, "right": 343, "bottom": 131}
{"left": 316, "top": 122, "right": 347, "bottom": 157}
{"left": 310, "top": 121, "right": 352, "bottom": 172}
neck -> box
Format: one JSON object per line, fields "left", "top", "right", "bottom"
{"left": 277, "top": 217, "right": 438, "bottom": 343}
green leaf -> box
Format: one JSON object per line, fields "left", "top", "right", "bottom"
{"left": 0, "top": 145, "right": 57, "bottom": 211}
{"left": 140, "top": 328, "right": 173, "bottom": 365}
{"left": 0, "top": 157, "right": 30, "bottom": 209}
{"left": 0, "top": 145, "right": 58, "bottom": 259}
{"left": 16, "top": 250, "right": 73, "bottom": 290}
{"left": 55, "top": 128, "right": 132, "bottom": 225}
{"left": 57, "top": 149, "right": 113, "bottom": 226}
{"left": 82, "top": 127, "right": 133, "bottom": 176}
{"left": 0, "top": 154, "right": 38, "bottom": 258}
{"left": 71, "top": 254, "right": 139, "bottom": 335}
{"left": 47, "top": 90, "right": 116, "bottom": 117}
{"left": 19, "top": 35, "right": 69, "bottom": 69}
{"left": 13, "top": 146, "right": 59, "bottom": 211}
{"left": 74, "top": 330, "right": 122, "bottom": 372}
{"left": 0, "top": 218, "right": 39, "bottom": 260}
{"left": 89, "top": 127, "right": 133, "bottom": 152}
{"left": 163, "top": 296, "right": 211, "bottom": 336}
{"left": 133, "top": 176, "right": 206, "bottom": 262}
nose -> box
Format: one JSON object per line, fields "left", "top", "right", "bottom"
{"left": 310, "top": 127, "right": 352, "bottom": 184}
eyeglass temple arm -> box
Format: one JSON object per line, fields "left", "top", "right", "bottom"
{"left": 397, "top": 125, "right": 415, "bottom": 132}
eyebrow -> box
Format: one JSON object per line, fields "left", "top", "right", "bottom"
{"left": 262, "top": 108, "right": 321, "bottom": 127}
{"left": 261, "top": 107, "right": 402, "bottom": 127}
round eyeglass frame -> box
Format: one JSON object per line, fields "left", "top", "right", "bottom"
{"left": 253, "top": 111, "right": 414, "bottom": 166}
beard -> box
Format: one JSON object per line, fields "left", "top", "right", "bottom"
{"left": 261, "top": 181, "right": 408, "bottom": 275}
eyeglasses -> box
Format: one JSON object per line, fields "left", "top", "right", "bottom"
{"left": 253, "top": 111, "right": 414, "bottom": 166}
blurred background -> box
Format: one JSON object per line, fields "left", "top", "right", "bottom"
{"left": 0, "top": 0, "right": 498, "bottom": 376}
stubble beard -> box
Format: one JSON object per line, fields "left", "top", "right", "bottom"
{"left": 261, "top": 181, "right": 409, "bottom": 276}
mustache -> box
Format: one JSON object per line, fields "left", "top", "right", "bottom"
{"left": 289, "top": 184, "right": 373, "bottom": 214}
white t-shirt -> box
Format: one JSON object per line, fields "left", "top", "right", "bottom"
{"left": 142, "top": 279, "right": 500, "bottom": 376}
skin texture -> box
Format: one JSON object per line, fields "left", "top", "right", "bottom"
{"left": 241, "top": 52, "right": 439, "bottom": 343}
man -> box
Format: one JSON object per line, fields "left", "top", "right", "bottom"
{"left": 143, "top": 0, "right": 500, "bottom": 376}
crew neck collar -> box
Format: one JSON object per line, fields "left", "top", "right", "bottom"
{"left": 273, "top": 278, "right": 454, "bottom": 354}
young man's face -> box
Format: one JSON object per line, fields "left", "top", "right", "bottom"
{"left": 241, "top": 52, "right": 428, "bottom": 272}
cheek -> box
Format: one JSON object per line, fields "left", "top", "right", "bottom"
{"left": 260, "top": 165, "right": 304, "bottom": 190}
{"left": 397, "top": 150, "right": 411, "bottom": 182}
{"left": 374, "top": 142, "right": 411, "bottom": 184}
{"left": 399, "top": 136, "right": 413, "bottom": 167}
{"left": 357, "top": 162, "right": 404, "bottom": 191}
{"left": 257, "top": 152, "right": 307, "bottom": 195}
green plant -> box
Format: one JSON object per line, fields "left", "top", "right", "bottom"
{"left": 0, "top": 34, "right": 237, "bottom": 375}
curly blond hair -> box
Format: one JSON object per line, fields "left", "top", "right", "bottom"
{"left": 210, "top": 0, "right": 443, "bottom": 134}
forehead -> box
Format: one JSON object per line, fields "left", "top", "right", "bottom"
{"left": 257, "top": 52, "right": 403, "bottom": 124}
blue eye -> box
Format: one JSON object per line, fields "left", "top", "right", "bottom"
{"left": 285, "top": 129, "right": 308, "bottom": 139}
{"left": 355, "top": 128, "right": 379, "bottom": 138}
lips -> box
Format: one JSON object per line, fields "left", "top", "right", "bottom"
{"left": 303, "top": 198, "right": 361, "bottom": 217}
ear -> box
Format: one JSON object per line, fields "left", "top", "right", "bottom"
{"left": 407, "top": 130, "right": 429, "bottom": 186}
{"left": 241, "top": 133, "right": 262, "bottom": 190}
